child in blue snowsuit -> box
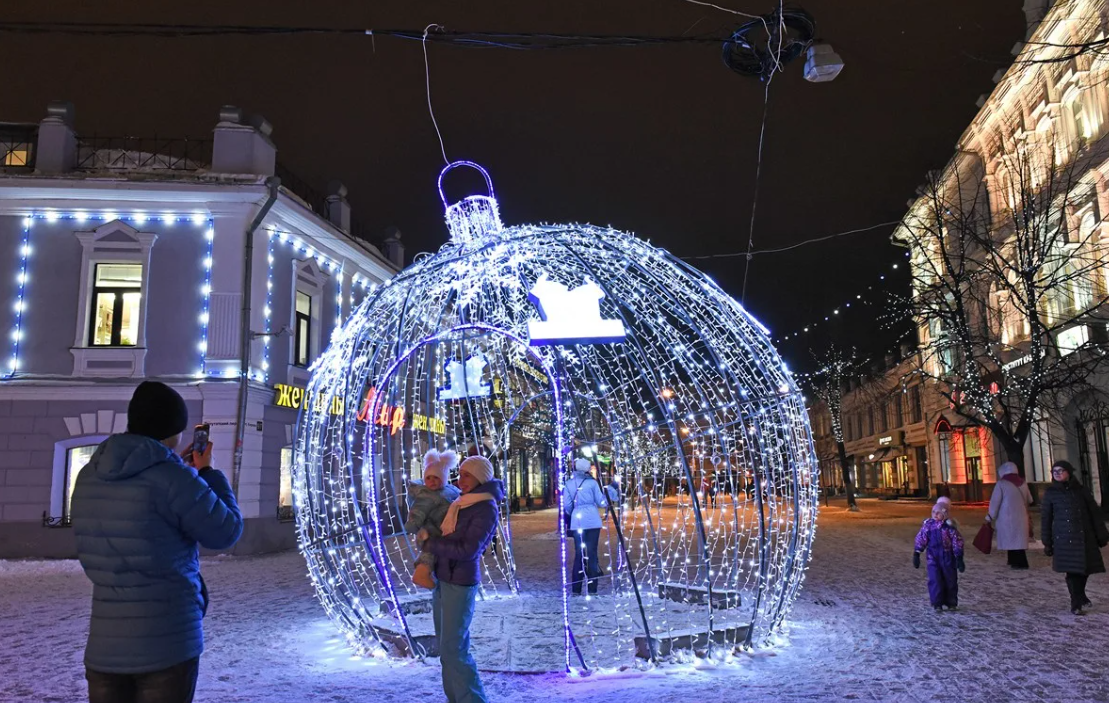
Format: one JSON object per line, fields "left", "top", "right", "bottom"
{"left": 913, "top": 501, "right": 965, "bottom": 611}
{"left": 406, "top": 450, "right": 461, "bottom": 590}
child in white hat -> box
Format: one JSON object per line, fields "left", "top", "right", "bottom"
{"left": 405, "top": 449, "right": 461, "bottom": 589}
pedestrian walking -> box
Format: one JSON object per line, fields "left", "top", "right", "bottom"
{"left": 1041, "top": 460, "right": 1109, "bottom": 615}
{"left": 563, "top": 458, "right": 608, "bottom": 595}
{"left": 70, "top": 381, "right": 244, "bottom": 703}
{"left": 421, "top": 455, "right": 503, "bottom": 703}
{"left": 913, "top": 500, "right": 965, "bottom": 611}
{"left": 985, "top": 461, "right": 1033, "bottom": 569}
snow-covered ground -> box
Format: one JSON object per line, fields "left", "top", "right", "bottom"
{"left": 3, "top": 499, "right": 1108, "bottom": 703}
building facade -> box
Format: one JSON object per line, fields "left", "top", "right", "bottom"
{"left": 0, "top": 102, "right": 401, "bottom": 557}
{"left": 892, "top": 0, "right": 1109, "bottom": 506}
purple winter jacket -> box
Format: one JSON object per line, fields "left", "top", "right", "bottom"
{"left": 423, "top": 479, "right": 504, "bottom": 587}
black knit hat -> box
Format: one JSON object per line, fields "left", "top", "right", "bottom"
{"left": 127, "top": 381, "right": 189, "bottom": 440}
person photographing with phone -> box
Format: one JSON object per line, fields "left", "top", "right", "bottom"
{"left": 71, "top": 381, "right": 243, "bottom": 703}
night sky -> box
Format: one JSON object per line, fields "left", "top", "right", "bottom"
{"left": 1, "top": 1, "right": 1026, "bottom": 371}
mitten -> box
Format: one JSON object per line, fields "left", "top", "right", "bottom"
{"left": 956, "top": 555, "right": 965, "bottom": 573}
{"left": 912, "top": 552, "right": 921, "bottom": 569}
{"left": 1044, "top": 546, "right": 1054, "bottom": 557}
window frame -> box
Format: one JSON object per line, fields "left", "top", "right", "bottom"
{"left": 88, "top": 263, "right": 144, "bottom": 347}
{"left": 50, "top": 435, "right": 109, "bottom": 523}
{"left": 289, "top": 258, "right": 326, "bottom": 376}
{"left": 71, "top": 222, "right": 156, "bottom": 378}
{"left": 293, "top": 290, "right": 312, "bottom": 367}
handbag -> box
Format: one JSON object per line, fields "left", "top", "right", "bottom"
{"left": 973, "top": 522, "right": 994, "bottom": 554}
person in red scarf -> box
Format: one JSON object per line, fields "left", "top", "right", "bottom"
{"left": 986, "top": 462, "right": 1034, "bottom": 569}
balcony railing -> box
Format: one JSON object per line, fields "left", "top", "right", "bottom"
{"left": 275, "top": 163, "right": 378, "bottom": 245}
{"left": 76, "top": 136, "right": 211, "bottom": 171}
{"left": 275, "top": 162, "right": 329, "bottom": 217}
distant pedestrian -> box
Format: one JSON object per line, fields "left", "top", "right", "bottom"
{"left": 913, "top": 500, "right": 965, "bottom": 612}
{"left": 420, "top": 455, "right": 503, "bottom": 702}
{"left": 1041, "top": 460, "right": 1109, "bottom": 615}
{"left": 604, "top": 476, "right": 621, "bottom": 515}
{"left": 563, "top": 458, "right": 608, "bottom": 595}
{"left": 985, "top": 462, "right": 1033, "bottom": 569}
{"left": 71, "top": 381, "right": 243, "bottom": 703}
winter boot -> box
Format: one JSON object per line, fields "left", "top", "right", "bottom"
{"left": 412, "top": 562, "right": 436, "bottom": 590}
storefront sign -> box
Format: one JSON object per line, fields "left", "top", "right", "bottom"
{"left": 272, "top": 384, "right": 445, "bottom": 436}
{"left": 877, "top": 430, "right": 903, "bottom": 449}
{"left": 511, "top": 357, "right": 549, "bottom": 384}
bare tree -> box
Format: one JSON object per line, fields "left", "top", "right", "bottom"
{"left": 808, "top": 345, "right": 860, "bottom": 510}
{"left": 894, "top": 131, "right": 1109, "bottom": 476}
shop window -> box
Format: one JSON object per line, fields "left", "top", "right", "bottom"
{"left": 278, "top": 446, "right": 294, "bottom": 521}
{"left": 89, "top": 263, "right": 143, "bottom": 346}
{"left": 293, "top": 291, "right": 313, "bottom": 367}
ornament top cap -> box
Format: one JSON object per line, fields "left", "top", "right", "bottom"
{"left": 438, "top": 160, "right": 504, "bottom": 244}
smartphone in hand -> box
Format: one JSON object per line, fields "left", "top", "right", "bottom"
{"left": 191, "top": 423, "right": 210, "bottom": 457}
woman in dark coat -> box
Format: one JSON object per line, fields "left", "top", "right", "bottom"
{"left": 1041, "top": 460, "right": 1109, "bottom": 615}
{"left": 421, "top": 456, "right": 502, "bottom": 703}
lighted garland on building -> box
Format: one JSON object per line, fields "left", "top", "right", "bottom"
{"left": 293, "top": 162, "right": 819, "bottom": 672}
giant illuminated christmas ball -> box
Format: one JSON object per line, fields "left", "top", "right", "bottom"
{"left": 293, "top": 162, "right": 818, "bottom": 672}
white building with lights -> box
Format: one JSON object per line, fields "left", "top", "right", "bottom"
{"left": 0, "top": 102, "right": 401, "bottom": 557}
{"left": 893, "top": 0, "right": 1109, "bottom": 506}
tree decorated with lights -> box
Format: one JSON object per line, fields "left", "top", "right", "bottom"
{"left": 292, "top": 162, "right": 819, "bottom": 672}
{"left": 808, "top": 345, "right": 859, "bottom": 511}
{"left": 894, "top": 135, "right": 1109, "bottom": 476}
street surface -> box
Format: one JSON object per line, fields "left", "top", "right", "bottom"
{"left": 2, "top": 499, "right": 1106, "bottom": 702}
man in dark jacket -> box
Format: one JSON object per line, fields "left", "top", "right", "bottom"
{"left": 1042, "top": 460, "right": 1109, "bottom": 615}
{"left": 71, "top": 381, "right": 244, "bottom": 703}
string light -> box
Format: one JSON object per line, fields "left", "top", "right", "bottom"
{"left": 773, "top": 257, "right": 908, "bottom": 344}
{"left": 293, "top": 162, "right": 819, "bottom": 671}
{"left": 3, "top": 211, "right": 211, "bottom": 379}
{"left": 2, "top": 210, "right": 375, "bottom": 383}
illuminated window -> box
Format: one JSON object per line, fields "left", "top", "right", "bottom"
{"left": 294, "top": 291, "right": 312, "bottom": 367}
{"left": 2, "top": 144, "right": 30, "bottom": 166}
{"left": 1056, "top": 324, "right": 1089, "bottom": 355}
{"left": 64, "top": 444, "right": 97, "bottom": 519}
{"left": 89, "top": 263, "right": 143, "bottom": 346}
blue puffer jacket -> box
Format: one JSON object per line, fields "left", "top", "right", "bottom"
{"left": 71, "top": 433, "right": 244, "bottom": 674}
{"left": 425, "top": 479, "right": 504, "bottom": 587}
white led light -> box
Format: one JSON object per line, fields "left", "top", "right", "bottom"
{"left": 193, "top": 214, "right": 207, "bottom": 225}
{"left": 74, "top": 211, "right": 89, "bottom": 223}
{"left": 44, "top": 211, "right": 59, "bottom": 223}
{"left": 292, "top": 160, "right": 816, "bottom": 671}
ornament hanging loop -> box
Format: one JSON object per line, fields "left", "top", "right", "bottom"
{"left": 438, "top": 160, "right": 496, "bottom": 210}
{"left": 438, "top": 160, "right": 504, "bottom": 244}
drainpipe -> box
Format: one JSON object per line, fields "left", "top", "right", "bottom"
{"left": 232, "top": 177, "right": 280, "bottom": 493}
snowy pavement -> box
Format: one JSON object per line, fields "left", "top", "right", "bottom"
{"left": 3, "top": 499, "right": 1108, "bottom": 703}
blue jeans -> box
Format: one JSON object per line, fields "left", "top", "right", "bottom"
{"left": 433, "top": 582, "right": 488, "bottom": 703}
